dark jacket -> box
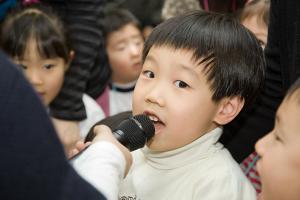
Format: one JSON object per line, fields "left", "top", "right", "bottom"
{"left": 0, "top": 51, "right": 106, "bottom": 200}
{"left": 45, "top": 0, "right": 111, "bottom": 121}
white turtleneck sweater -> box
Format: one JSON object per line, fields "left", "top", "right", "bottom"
{"left": 119, "top": 127, "right": 256, "bottom": 200}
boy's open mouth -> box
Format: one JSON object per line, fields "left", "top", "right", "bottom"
{"left": 144, "top": 111, "right": 165, "bottom": 133}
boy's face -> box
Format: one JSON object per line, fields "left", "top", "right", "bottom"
{"left": 13, "top": 39, "right": 66, "bottom": 106}
{"left": 106, "top": 23, "right": 144, "bottom": 84}
{"left": 242, "top": 16, "right": 268, "bottom": 49}
{"left": 132, "top": 46, "right": 221, "bottom": 152}
{"left": 255, "top": 92, "right": 300, "bottom": 200}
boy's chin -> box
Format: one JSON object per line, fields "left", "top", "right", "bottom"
{"left": 145, "top": 140, "right": 163, "bottom": 152}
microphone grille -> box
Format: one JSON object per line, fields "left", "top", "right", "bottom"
{"left": 132, "top": 114, "right": 155, "bottom": 140}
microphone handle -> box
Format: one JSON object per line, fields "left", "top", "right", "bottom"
{"left": 112, "top": 130, "right": 128, "bottom": 148}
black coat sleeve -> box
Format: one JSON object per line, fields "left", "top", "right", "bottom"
{"left": 48, "top": 0, "right": 111, "bottom": 121}
{"left": 0, "top": 51, "right": 106, "bottom": 200}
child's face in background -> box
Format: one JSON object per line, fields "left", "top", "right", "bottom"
{"left": 13, "top": 39, "right": 66, "bottom": 106}
{"left": 106, "top": 23, "right": 144, "bottom": 84}
{"left": 132, "top": 46, "right": 220, "bottom": 152}
{"left": 255, "top": 92, "right": 300, "bottom": 200}
{"left": 242, "top": 16, "right": 268, "bottom": 49}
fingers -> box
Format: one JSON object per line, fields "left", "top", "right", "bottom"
{"left": 92, "top": 125, "right": 133, "bottom": 177}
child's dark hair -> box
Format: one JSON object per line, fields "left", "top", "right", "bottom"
{"left": 0, "top": 5, "right": 71, "bottom": 63}
{"left": 240, "top": 0, "right": 270, "bottom": 27}
{"left": 102, "top": 8, "right": 141, "bottom": 39}
{"left": 143, "top": 11, "right": 265, "bottom": 107}
{"left": 85, "top": 111, "right": 133, "bottom": 143}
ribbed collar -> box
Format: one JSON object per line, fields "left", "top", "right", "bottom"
{"left": 141, "top": 127, "right": 223, "bottom": 170}
{"left": 109, "top": 81, "right": 136, "bottom": 93}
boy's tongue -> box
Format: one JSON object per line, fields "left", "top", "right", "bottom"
{"left": 152, "top": 120, "right": 164, "bottom": 134}
{"left": 146, "top": 113, "right": 165, "bottom": 134}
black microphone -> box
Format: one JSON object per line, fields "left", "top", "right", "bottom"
{"left": 112, "top": 114, "right": 155, "bottom": 151}
{"left": 70, "top": 114, "right": 155, "bottom": 160}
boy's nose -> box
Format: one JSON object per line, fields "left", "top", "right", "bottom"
{"left": 255, "top": 132, "right": 272, "bottom": 157}
{"left": 145, "top": 84, "right": 165, "bottom": 107}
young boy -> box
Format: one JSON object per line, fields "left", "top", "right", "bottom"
{"left": 96, "top": 8, "right": 144, "bottom": 117}
{"left": 73, "top": 11, "right": 265, "bottom": 199}
{"left": 117, "top": 11, "right": 265, "bottom": 199}
{"left": 255, "top": 78, "right": 300, "bottom": 200}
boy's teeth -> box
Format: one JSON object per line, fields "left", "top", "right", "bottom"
{"left": 149, "top": 115, "right": 159, "bottom": 122}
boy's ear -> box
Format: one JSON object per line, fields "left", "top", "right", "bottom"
{"left": 213, "top": 96, "right": 245, "bottom": 125}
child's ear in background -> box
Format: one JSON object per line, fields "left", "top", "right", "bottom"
{"left": 69, "top": 50, "right": 75, "bottom": 60}
{"left": 65, "top": 50, "right": 75, "bottom": 70}
{"left": 213, "top": 96, "right": 245, "bottom": 125}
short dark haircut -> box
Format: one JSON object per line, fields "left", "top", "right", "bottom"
{"left": 102, "top": 8, "right": 141, "bottom": 40}
{"left": 143, "top": 11, "right": 265, "bottom": 107}
{"left": 0, "top": 5, "right": 71, "bottom": 63}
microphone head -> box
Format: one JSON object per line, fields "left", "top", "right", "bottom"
{"left": 132, "top": 114, "right": 155, "bottom": 139}
{"left": 114, "top": 114, "right": 155, "bottom": 151}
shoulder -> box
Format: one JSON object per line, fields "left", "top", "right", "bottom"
{"left": 193, "top": 148, "right": 256, "bottom": 199}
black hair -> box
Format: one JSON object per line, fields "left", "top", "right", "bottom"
{"left": 102, "top": 8, "right": 141, "bottom": 40}
{"left": 0, "top": 5, "right": 71, "bottom": 63}
{"left": 143, "top": 11, "right": 265, "bottom": 108}
{"left": 85, "top": 111, "right": 133, "bottom": 143}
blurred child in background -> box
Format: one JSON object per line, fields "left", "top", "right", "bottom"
{"left": 240, "top": 0, "right": 270, "bottom": 49}
{"left": 161, "top": 0, "right": 202, "bottom": 21}
{"left": 255, "top": 78, "right": 300, "bottom": 200}
{"left": 0, "top": 6, "right": 104, "bottom": 156}
{"left": 96, "top": 8, "right": 144, "bottom": 117}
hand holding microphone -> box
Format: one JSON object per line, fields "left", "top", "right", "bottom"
{"left": 71, "top": 114, "right": 155, "bottom": 176}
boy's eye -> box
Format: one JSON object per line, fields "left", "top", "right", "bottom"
{"left": 44, "top": 64, "right": 55, "bottom": 70}
{"left": 174, "top": 80, "right": 189, "bottom": 88}
{"left": 143, "top": 70, "right": 154, "bottom": 78}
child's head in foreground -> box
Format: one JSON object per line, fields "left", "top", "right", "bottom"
{"left": 102, "top": 8, "right": 144, "bottom": 84}
{"left": 240, "top": 0, "right": 270, "bottom": 49}
{"left": 255, "top": 78, "right": 300, "bottom": 200}
{"left": 0, "top": 6, "right": 71, "bottom": 106}
{"left": 132, "top": 11, "right": 265, "bottom": 152}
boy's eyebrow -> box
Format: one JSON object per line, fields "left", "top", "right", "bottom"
{"left": 145, "top": 55, "right": 199, "bottom": 78}
{"left": 177, "top": 64, "right": 199, "bottom": 79}
{"left": 144, "top": 55, "right": 158, "bottom": 65}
